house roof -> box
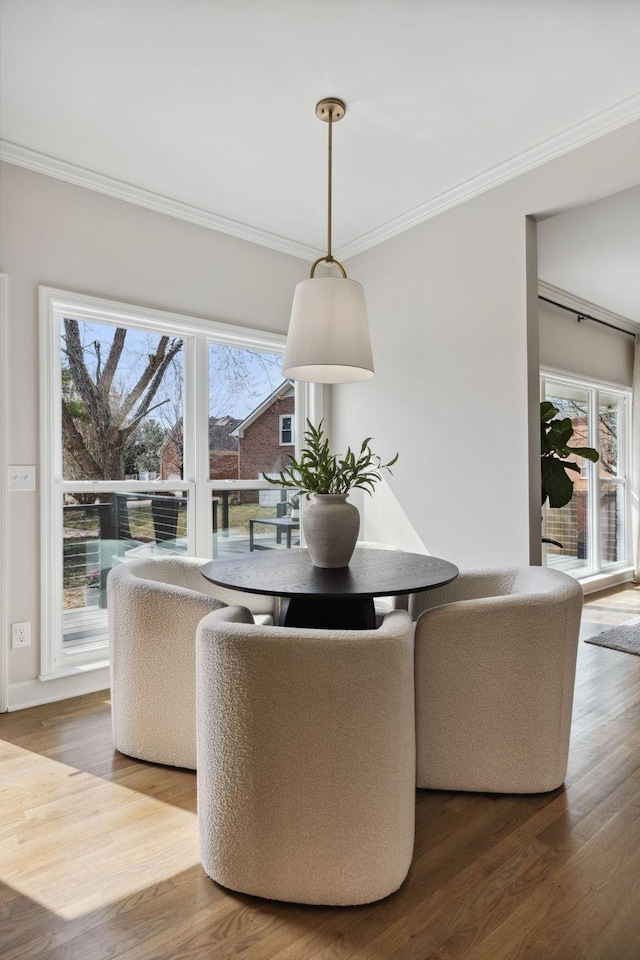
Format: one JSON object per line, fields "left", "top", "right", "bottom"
{"left": 232, "top": 382, "right": 294, "bottom": 439}
{"left": 159, "top": 416, "right": 242, "bottom": 455}
{"left": 209, "top": 416, "right": 241, "bottom": 451}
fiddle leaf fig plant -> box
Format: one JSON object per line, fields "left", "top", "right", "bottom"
{"left": 541, "top": 401, "right": 599, "bottom": 509}
{"left": 264, "top": 419, "right": 398, "bottom": 497}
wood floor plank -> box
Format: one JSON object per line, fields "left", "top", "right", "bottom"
{"left": 468, "top": 791, "right": 640, "bottom": 960}
{"left": 2, "top": 584, "right": 640, "bottom": 958}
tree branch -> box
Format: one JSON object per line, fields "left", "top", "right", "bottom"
{"left": 61, "top": 402, "right": 102, "bottom": 478}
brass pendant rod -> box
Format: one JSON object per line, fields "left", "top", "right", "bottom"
{"left": 327, "top": 109, "right": 333, "bottom": 262}
{"left": 311, "top": 98, "right": 346, "bottom": 279}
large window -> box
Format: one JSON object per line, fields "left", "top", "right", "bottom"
{"left": 40, "top": 289, "right": 318, "bottom": 679}
{"left": 541, "top": 371, "right": 631, "bottom": 580}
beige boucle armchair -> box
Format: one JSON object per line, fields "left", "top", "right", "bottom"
{"left": 196, "top": 608, "right": 416, "bottom": 905}
{"left": 107, "top": 556, "right": 276, "bottom": 769}
{"left": 410, "top": 566, "right": 583, "bottom": 794}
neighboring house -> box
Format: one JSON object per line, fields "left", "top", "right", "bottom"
{"left": 159, "top": 416, "right": 241, "bottom": 480}
{"left": 232, "top": 381, "right": 295, "bottom": 480}
{"left": 208, "top": 415, "right": 242, "bottom": 479}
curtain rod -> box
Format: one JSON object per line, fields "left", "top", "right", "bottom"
{"left": 538, "top": 295, "right": 636, "bottom": 338}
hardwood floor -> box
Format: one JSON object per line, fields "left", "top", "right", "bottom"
{"left": 2, "top": 584, "right": 640, "bottom": 959}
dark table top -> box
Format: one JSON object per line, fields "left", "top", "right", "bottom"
{"left": 200, "top": 547, "right": 458, "bottom": 601}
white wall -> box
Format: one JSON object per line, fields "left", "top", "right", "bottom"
{"left": 335, "top": 191, "right": 532, "bottom": 566}
{"left": 0, "top": 162, "right": 306, "bottom": 700}
{"left": 539, "top": 300, "right": 634, "bottom": 387}
{"left": 537, "top": 185, "right": 640, "bottom": 324}
{"left": 334, "top": 119, "right": 640, "bottom": 569}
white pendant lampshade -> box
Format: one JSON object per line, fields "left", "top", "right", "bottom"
{"left": 283, "top": 97, "right": 375, "bottom": 385}
{"left": 283, "top": 276, "right": 374, "bottom": 383}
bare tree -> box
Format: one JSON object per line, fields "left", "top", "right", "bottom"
{"left": 62, "top": 319, "right": 183, "bottom": 482}
{"left": 209, "top": 343, "right": 283, "bottom": 417}
{"left": 550, "top": 397, "right": 617, "bottom": 478}
{"left": 63, "top": 324, "right": 284, "bottom": 493}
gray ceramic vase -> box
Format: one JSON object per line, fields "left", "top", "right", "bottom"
{"left": 303, "top": 493, "right": 360, "bottom": 568}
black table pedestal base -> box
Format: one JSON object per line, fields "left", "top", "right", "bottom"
{"left": 278, "top": 596, "right": 377, "bottom": 630}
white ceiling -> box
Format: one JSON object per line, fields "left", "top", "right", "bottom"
{"left": 2, "top": 0, "right": 640, "bottom": 279}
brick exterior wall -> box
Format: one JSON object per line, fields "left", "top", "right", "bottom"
{"left": 159, "top": 397, "right": 295, "bottom": 484}
{"left": 209, "top": 450, "right": 240, "bottom": 480}
{"left": 238, "top": 396, "right": 295, "bottom": 480}
{"left": 160, "top": 439, "right": 239, "bottom": 481}
{"left": 160, "top": 438, "right": 182, "bottom": 479}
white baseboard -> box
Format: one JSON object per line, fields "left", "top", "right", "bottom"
{"left": 7, "top": 667, "right": 111, "bottom": 711}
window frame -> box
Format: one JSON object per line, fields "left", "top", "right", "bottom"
{"left": 540, "top": 367, "right": 632, "bottom": 581}
{"left": 39, "top": 287, "right": 320, "bottom": 681}
{"left": 279, "top": 414, "right": 294, "bottom": 446}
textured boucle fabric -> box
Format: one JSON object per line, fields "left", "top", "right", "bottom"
{"left": 196, "top": 610, "right": 416, "bottom": 905}
{"left": 413, "top": 566, "right": 583, "bottom": 794}
{"left": 108, "top": 556, "right": 263, "bottom": 770}
{"left": 127, "top": 554, "right": 276, "bottom": 616}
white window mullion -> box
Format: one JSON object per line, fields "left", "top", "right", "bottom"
{"left": 303, "top": 382, "right": 324, "bottom": 434}
{"left": 181, "top": 333, "right": 198, "bottom": 557}
{"left": 624, "top": 395, "right": 632, "bottom": 565}
{"left": 194, "top": 335, "right": 211, "bottom": 558}
{"left": 588, "top": 387, "right": 600, "bottom": 577}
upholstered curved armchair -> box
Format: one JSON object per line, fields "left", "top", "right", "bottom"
{"left": 196, "top": 609, "right": 416, "bottom": 905}
{"left": 410, "top": 566, "right": 583, "bottom": 794}
{"left": 107, "top": 556, "right": 275, "bottom": 769}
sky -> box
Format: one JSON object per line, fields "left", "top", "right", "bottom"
{"left": 62, "top": 319, "right": 285, "bottom": 423}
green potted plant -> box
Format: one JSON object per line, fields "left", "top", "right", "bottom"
{"left": 264, "top": 420, "right": 397, "bottom": 568}
{"left": 541, "top": 401, "right": 599, "bottom": 509}
{"left": 540, "top": 400, "right": 599, "bottom": 549}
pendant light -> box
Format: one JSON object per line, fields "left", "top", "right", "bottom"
{"left": 283, "top": 98, "right": 374, "bottom": 384}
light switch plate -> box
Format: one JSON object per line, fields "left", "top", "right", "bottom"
{"left": 7, "top": 465, "right": 36, "bottom": 491}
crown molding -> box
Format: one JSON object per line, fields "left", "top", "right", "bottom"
{"left": 0, "top": 140, "right": 317, "bottom": 262}
{"left": 538, "top": 280, "right": 639, "bottom": 336}
{"left": 337, "top": 92, "right": 640, "bottom": 261}
{"left": 3, "top": 89, "right": 640, "bottom": 264}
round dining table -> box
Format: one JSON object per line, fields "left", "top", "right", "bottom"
{"left": 201, "top": 546, "right": 458, "bottom": 629}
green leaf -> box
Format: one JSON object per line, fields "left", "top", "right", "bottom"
{"left": 541, "top": 458, "right": 575, "bottom": 509}
{"left": 540, "top": 401, "right": 560, "bottom": 423}
{"left": 569, "top": 446, "right": 600, "bottom": 462}
{"left": 262, "top": 419, "right": 398, "bottom": 497}
{"left": 540, "top": 401, "right": 599, "bottom": 508}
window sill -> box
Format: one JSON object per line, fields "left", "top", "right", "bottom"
{"left": 576, "top": 566, "right": 635, "bottom": 596}
{"left": 40, "top": 659, "right": 110, "bottom": 682}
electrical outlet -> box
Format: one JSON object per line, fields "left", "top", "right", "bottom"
{"left": 11, "top": 621, "right": 31, "bottom": 648}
